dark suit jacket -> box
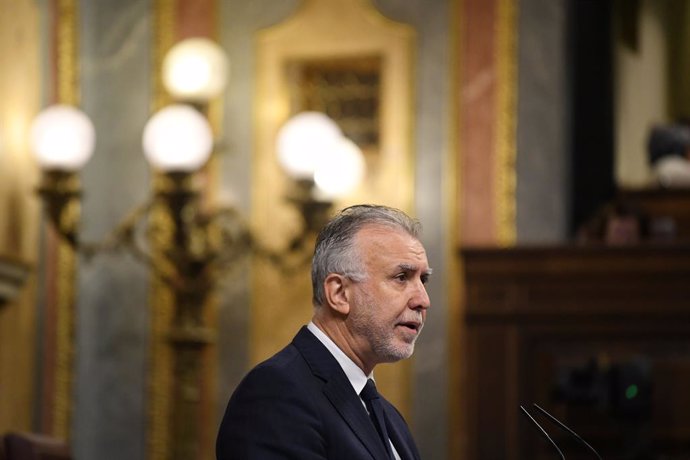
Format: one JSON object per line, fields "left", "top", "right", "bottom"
{"left": 216, "top": 326, "right": 421, "bottom": 460}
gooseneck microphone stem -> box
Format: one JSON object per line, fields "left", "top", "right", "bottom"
{"left": 532, "top": 404, "right": 603, "bottom": 460}
{"left": 520, "top": 405, "right": 565, "bottom": 460}
{"left": 520, "top": 403, "right": 604, "bottom": 459}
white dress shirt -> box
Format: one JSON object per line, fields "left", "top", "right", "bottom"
{"left": 307, "top": 321, "right": 401, "bottom": 460}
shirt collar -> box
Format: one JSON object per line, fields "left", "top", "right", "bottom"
{"left": 307, "top": 321, "right": 371, "bottom": 395}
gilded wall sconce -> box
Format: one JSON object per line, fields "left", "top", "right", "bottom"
{"left": 31, "top": 37, "right": 365, "bottom": 460}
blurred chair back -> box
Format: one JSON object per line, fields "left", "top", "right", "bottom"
{"left": 2, "top": 433, "right": 70, "bottom": 460}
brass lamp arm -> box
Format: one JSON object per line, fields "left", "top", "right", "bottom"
{"left": 205, "top": 206, "right": 316, "bottom": 276}
{"left": 79, "top": 201, "right": 154, "bottom": 259}
{"left": 39, "top": 170, "right": 330, "bottom": 286}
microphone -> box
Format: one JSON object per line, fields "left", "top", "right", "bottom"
{"left": 520, "top": 403, "right": 602, "bottom": 459}
{"left": 520, "top": 405, "right": 564, "bottom": 460}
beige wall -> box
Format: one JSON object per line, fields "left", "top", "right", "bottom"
{"left": 0, "top": 0, "right": 41, "bottom": 434}
{"left": 614, "top": 0, "right": 669, "bottom": 187}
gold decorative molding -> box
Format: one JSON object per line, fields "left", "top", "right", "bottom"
{"left": 253, "top": 0, "right": 416, "bottom": 416}
{"left": 148, "top": 3, "right": 176, "bottom": 460}
{"left": 52, "top": 242, "right": 76, "bottom": 439}
{"left": 495, "top": 0, "right": 518, "bottom": 246}
{"left": 447, "top": 0, "right": 464, "bottom": 456}
{"left": 56, "top": 0, "right": 79, "bottom": 105}
{"left": 52, "top": 0, "right": 79, "bottom": 439}
{"left": 151, "top": 0, "right": 176, "bottom": 113}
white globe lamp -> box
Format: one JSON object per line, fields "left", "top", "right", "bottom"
{"left": 276, "top": 112, "right": 342, "bottom": 179}
{"left": 314, "top": 137, "right": 365, "bottom": 198}
{"left": 162, "top": 38, "right": 229, "bottom": 102}
{"left": 142, "top": 104, "right": 213, "bottom": 172}
{"left": 30, "top": 104, "right": 95, "bottom": 171}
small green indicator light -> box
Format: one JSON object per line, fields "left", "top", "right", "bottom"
{"left": 625, "top": 384, "right": 639, "bottom": 400}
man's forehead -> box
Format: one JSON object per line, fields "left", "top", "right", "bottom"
{"left": 356, "top": 223, "right": 419, "bottom": 240}
{"left": 356, "top": 226, "right": 429, "bottom": 264}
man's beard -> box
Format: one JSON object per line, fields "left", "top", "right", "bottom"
{"left": 348, "top": 292, "right": 422, "bottom": 364}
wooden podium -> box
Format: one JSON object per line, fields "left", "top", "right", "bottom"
{"left": 462, "top": 244, "right": 690, "bottom": 459}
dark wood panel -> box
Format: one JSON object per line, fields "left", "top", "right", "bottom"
{"left": 619, "top": 188, "right": 690, "bottom": 241}
{"left": 462, "top": 245, "right": 690, "bottom": 460}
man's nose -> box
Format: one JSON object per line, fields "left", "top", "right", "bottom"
{"left": 410, "top": 281, "right": 431, "bottom": 310}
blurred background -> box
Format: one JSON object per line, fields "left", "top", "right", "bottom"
{"left": 1, "top": 0, "right": 690, "bottom": 459}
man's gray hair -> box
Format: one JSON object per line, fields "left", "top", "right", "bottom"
{"left": 311, "top": 204, "right": 422, "bottom": 307}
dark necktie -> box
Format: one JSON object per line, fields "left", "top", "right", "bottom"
{"left": 360, "top": 379, "right": 394, "bottom": 459}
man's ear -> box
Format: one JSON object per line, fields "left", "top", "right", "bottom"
{"left": 323, "top": 273, "right": 350, "bottom": 315}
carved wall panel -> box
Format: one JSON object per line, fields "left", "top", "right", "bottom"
{"left": 252, "top": 0, "right": 416, "bottom": 414}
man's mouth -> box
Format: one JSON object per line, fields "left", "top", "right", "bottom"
{"left": 397, "top": 321, "right": 422, "bottom": 333}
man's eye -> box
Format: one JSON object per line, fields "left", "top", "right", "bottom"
{"left": 421, "top": 275, "right": 429, "bottom": 285}
{"left": 395, "top": 273, "right": 407, "bottom": 282}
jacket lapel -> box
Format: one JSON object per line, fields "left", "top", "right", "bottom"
{"left": 293, "top": 327, "right": 392, "bottom": 460}
{"left": 384, "top": 406, "right": 421, "bottom": 460}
